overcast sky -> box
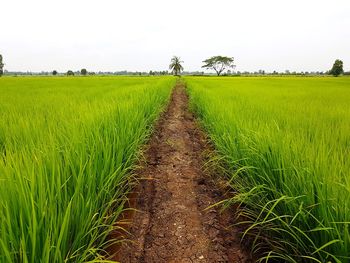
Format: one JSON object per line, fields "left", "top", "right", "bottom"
{"left": 1, "top": 0, "right": 349, "bottom": 73}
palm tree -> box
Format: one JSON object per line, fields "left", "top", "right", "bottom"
{"left": 169, "top": 56, "right": 184, "bottom": 76}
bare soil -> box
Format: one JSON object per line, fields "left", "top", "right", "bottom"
{"left": 111, "top": 82, "right": 251, "bottom": 263}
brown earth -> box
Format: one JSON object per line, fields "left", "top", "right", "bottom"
{"left": 111, "top": 82, "right": 252, "bottom": 263}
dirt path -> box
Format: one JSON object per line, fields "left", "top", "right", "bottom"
{"left": 113, "top": 82, "right": 251, "bottom": 263}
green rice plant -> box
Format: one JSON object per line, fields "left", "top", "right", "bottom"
{"left": 186, "top": 76, "right": 350, "bottom": 262}
{"left": 0, "top": 76, "right": 175, "bottom": 263}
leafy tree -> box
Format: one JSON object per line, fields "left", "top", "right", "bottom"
{"left": 52, "top": 70, "right": 58, "bottom": 75}
{"left": 169, "top": 56, "right": 184, "bottom": 76}
{"left": 81, "top": 68, "right": 87, "bottom": 75}
{"left": 330, "top": 59, "right": 344, "bottom": 77}
{"left": 202, "top": 56, "right": 235, "bottom": 76}
{"left": 0, "top": 54, "right": 4, "bottom": 77}
{"left": 67, "top": 70, "right": 74, "bottom": 76}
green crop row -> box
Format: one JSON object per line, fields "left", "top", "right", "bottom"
{"left": 0, "top": 76, "right": 175, "bottom": 263}
{"left": 186, "top": 77, "right": 350, "bottom": 262}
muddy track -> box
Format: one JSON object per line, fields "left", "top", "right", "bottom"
{"left": 112, "top": 82, "right": 251, "bottom": 263}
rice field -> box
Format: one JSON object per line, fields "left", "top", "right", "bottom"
{"left": 2, "top": 75, "right": 350, "bottom": 263}
{"left": 0, "top": 76, "right": 175, "bottom": 262}
{"left": 186, "top": 77, "right": 350, "bottom": 262}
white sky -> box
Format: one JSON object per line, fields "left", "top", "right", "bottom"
{"left": 1, "top": 0, "right": 350, "bottom": 73}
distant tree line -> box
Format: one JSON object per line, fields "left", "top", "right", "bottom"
{"left": 149, "top": 70, "right": 169, "bottom": 76}
{"left": 3, "top": 69, "right": 349, "bottom": 77}
{"left": 0, "top": 54, "right": 348, "bottom": 77}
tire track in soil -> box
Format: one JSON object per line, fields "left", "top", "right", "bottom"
{"left": 111, "top": 82, "right": 251, "bottom": 263}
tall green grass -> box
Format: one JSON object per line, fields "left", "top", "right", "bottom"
{"left": 0, "top": 76, "right": 175, "bottom": 263}
{"left": 186, "top": 77, "right": 350, "bottom": 262}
